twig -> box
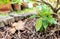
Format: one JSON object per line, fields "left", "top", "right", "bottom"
{"left": 39, "top": 0, "right": 60, "bottom": 13}
{"left": 41, "top": 0, "right": 54, "bottom": 11}
{"left": 57, "top": 7, "right": 60, "bottom": 12}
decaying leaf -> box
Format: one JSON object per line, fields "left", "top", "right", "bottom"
{"left": 12, "top": 20, "right": 25, "bottom": 30}
{"left": 9, "top": 27, "right": 16, "bottom": 34}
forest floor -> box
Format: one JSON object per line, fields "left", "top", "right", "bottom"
{"left": 0, "top": 17, "right": 60, "bottom": 39}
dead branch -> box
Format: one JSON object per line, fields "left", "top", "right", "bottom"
{"left": 36, "top": 0, "right": 60, "bottom": 13}
{"left": 41, "top": 0, "right": 54, "bottom": 10}
{"left": 41, "top": 0, "right": 60, "bottom": 13}
{"left": 57, "top": 7, "right": 60, "bottom": 12}
{"left": 55, "top": 0, "right": 59, "bottom": 8}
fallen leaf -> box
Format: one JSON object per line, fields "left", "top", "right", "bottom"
{"left": 12, "top": 20, "right": 25, "bottom": 30}
{"left": 9, "top": 27, "right": 16, "bottom": 34}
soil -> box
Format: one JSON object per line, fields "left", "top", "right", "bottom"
{"left": 0, "top": 18, "right": 60, "bottom": 39}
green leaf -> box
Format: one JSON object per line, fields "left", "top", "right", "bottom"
{"left": 47, "top": 17, "right": 57, "bottom": 24}
{"left": 39, "top": 4, "right": 52, "bottom": 16}
{"left": 50, "top": 18, "right": 57, "bottom": 24}
{"left": 29, "top": 15, "right": 37, "bottom": 18}
{"left": 11, "top": 0, "right": 22, "bottom": 4}
{"left": 29, "top": 14, "right": 40, "bottom": 18}
{"left": 0, "top": 0, "right": 10, "bottom": 4}
{"left": 35, "top": 18, "right": 42, "bottom": 31}
{"left": 40, "top": 26, "right": 43, "bottom": 32}
{"left": 43, "top": 20, "right": 48, "bottom": 29}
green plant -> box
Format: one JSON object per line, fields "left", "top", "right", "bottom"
{"left": 0, "top": 12, "right": 9, "bottom": 16}
{"left": 30, "top": 4, "right": 57, "bottom": 32}
{"left": 0, "top": 0, "right": 10, "bottom": 5}
{"left": 11, "top": 0, "right": 22, "bottom": 4}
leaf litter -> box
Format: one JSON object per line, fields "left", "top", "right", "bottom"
{"left": 0, "top": 18, "right": 59, "bottom": 39}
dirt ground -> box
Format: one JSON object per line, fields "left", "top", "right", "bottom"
{"left": 0, "top": 18, "right": 60, "bottom": 39}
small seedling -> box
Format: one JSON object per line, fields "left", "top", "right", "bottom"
{"left": 30, "top": 4, "right": 57, "bottom": 32}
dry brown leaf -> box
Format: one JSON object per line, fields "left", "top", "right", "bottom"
{"left": 12, "top": 20, "right": 25, "bottom": 30}
{"left": 9, "top": 27, "right": 16, "bottom": 34}
{"left": 15, "top": 21, "right": 25, "bottom": 30}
